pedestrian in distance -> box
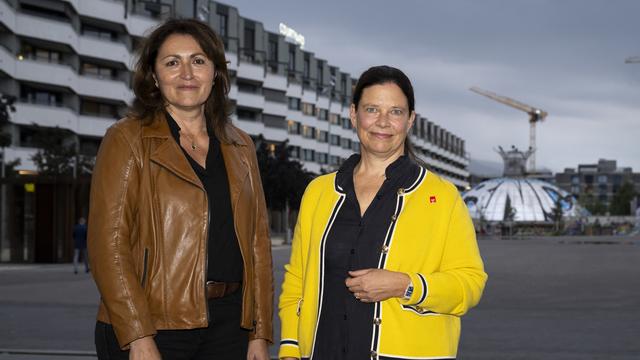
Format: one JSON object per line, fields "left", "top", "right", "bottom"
{"left": 88, "top": 18, "right": 273, "bottom": 360}
{"left": 279, "top": 65, "right": 487, "bottom": 360}
{"left": 72, "top": 217, "right": 89, "bottom": 274}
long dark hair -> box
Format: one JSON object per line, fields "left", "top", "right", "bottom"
{"left": 129, "top": 18, "right": 232, "bottom": 143}
{"left": 352, "top": 65, "right": 426, "bottom": 167}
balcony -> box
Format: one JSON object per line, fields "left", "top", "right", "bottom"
{"left": 13, "top": 103, "right": 114, "bottom": 137}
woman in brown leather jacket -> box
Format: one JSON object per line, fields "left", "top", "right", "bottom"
{"left": 88, "top": 19, "right": 273, "bottom": 360}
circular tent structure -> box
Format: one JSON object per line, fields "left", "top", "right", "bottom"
{"left": 463, "top": 178, "right": 583, "bottom": 222}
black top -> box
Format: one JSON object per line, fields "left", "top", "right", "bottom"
{"left": 166, "top": 113, "right": 243, "bottom": 283}
{"left": 313, "top": 154, "right": 421, "bottom": 360}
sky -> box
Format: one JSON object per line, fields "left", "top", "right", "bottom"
{"left": 218, "top": 0, "right": 640, "bottom": 173}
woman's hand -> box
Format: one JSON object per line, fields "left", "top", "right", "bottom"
{"left": 346, "top": 269, "right": 410, "bottom": 303}
{"left": 247, "top": 338, "right": 269, "bottom": 360}
{"left": 129, "top": 336, "right": 161, "bottom": 360}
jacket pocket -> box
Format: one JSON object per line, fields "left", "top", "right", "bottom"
{"left": 140, "top": 248, "right": 149, "bottom": 288}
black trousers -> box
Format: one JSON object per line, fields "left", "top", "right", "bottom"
{"left": 95, "top": 291, "right": 248, "bottom": 360}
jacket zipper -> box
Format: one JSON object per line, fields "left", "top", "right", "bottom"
{"left": 140, "top": 248, "right": 149, "bottom": 288}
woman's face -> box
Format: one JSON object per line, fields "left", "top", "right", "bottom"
{"left": 154, "top": 34, "right": 215, "bottom": 113}
{"left": 350, "top": 82, "right": 415, "bottom": 159}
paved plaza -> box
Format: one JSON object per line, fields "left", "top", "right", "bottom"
{"left": 1, "top": 236, "right": 638, "bottom": 359}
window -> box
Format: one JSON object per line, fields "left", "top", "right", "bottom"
{"left": 316, "top": 130, "right": 328, "bottom": 143}
{"left": 82, "top": 25, "right": 116, "bottom": 41}
{"left": 217, "top": 12, "right": 228, "bottom": 38}
{"left": 317, "top": 62, "right": 324, "bottom": 84}
{"left": 287, "top": 120, "right": 301, "bottom": 135}
{"left": 330, "top": 155, "right": 341, "bottom": 166}
{"left": 19, "top": 44, "right": 62, "bottom": 64}
{"left": 263, "top": 114, "right": 286, "bottom": 129}
{"left": 20, "top": 85, "right": 62, "bottom": 106}
{"left": 236, "top": 108, "right": 258, "bottom": 121}
{"left": 597, "top": 175, "right": 608, "bottom": 184}
{"left": 341, "top": 138, "right": 351, "bottom": 149}
{"left": 342, "top": 117, "right": 352, "bottom": 129}
{"left": 288, "top": 97, "right": 301, "bottom": 110}
{"left": 288, "top": 45, "right": 296, "bottom": 72}
{"left": 81, "top": 62, "right": 115, "bottom": 79}
{"left": 81, "top": 99, "right": 120, "bottom": 118}
{"left": 330, "top": 134, "right": 340, "bottom": 146}
{"left": 303, "top": 55, "right": 310, "bottom": 79}
{"left": 317, "top": 109, "right": 328, "bottom": 121}
{"left": 302, "top": 125, "right": 316, "bottom": 139}
{"left": 302, "top": 102, "right": 315, "bottom": 116}
{"left": 243, "top": 25, "right": 255, "bottom": 61}
{"left": 303, "top": 148, "right": 315, "bottom": 161}
{"left": 352, "top": 141, "right": 360, "bottom": 152}
{"left": 237, "top": 81, "right": 259, "bottom": 93}
{"left": 264, "top": 89, "right": 286, "bottom": 103}
{"left": 329, "top": 113, "right": 340, "bottom": 125}
{"left": 316, "top": 152, "right": 328, "bottom": 164}
{"left": 268, "top": 37, "right": 278, "bottom": 72}
{"left": 289, "top": 145, "right": 301, "bottom": 159}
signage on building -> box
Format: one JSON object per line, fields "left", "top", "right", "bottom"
{"left": 279, "top": 23, "right": 305, "bottom": 49}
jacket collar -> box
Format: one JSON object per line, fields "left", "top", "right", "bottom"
{"left": 141, "top": 111, "right": 248, "bottom": 146}
{"left": 142, "top": 112, "right": 249, "bottom": 190}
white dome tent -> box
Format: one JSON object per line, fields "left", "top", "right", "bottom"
{"left": 463, "top": 146, "right": 587, "bottom": 223}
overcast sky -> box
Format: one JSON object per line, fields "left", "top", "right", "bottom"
{"left": 219, "top": 0, "right": 640, "bottom": 173}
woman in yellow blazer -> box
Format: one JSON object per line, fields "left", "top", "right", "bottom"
{"left": 279, "top": 66, "right": 487, "bottom": 360}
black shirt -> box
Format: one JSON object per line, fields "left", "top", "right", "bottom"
{"left": 313, "top": 154, "right": 421, "bottom": 360}
{"left": 166, "top": 113, "right": 243, "bottom": 283}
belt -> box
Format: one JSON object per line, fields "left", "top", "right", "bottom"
{"left": 206, "top": 281, "right": 240, "bottom": 299}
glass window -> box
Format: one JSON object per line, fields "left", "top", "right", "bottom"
{"left": 288, "top": 97, "right": 301, "bottom": 110}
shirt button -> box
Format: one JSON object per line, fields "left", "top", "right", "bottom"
{"left": 397, "top": 188, "right": 405, "bottom": 195}
{"left": 370, "top": 350, "right": 378, "bottom": 358}
{"left": 381, "top": 246, "right": 389, "bottom": 254}
{"left": 350, "top": 248, "right": 355, "bottom": 255}
{"left": 343, "top": 314, "right": 348, "bottom": 320}
{"left": 373, "top": 318, "right": 381, "bottom": 325}
{"left": 391, "top": 214, "right": 397, "bottom": 221}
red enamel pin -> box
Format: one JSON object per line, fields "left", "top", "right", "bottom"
{"left": 429, "top": 196, "right": 437, "bottom": 203}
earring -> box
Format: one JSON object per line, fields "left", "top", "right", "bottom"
{"left": 154, "top": 81, "right": 159, "bottom": 88}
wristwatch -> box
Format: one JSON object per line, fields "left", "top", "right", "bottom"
{"left": 403, "top": 281, "right": 414, "bottom": 300}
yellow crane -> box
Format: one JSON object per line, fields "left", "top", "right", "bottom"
{"left": 470, "top": 86, "right": 548, "bottom": 173}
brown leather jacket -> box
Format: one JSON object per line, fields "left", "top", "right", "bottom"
{"left": 87, "top": 113, "right": 273, "bottom": 348}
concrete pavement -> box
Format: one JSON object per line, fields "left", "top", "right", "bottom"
{"left": 1, "top": 235, "right": 639, "bottom": 359}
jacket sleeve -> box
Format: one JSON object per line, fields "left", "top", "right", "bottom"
{"left": 278, "top": 182, "right": 316, "bottom": 359}
{"left": 399, "top": 192, "right": 487, "bottom": 316}
{"left": 87, "top": 126, "right": 155, "bottom": 348}
{"left": 246, "top": 139, "right": 274, "bottom": 343}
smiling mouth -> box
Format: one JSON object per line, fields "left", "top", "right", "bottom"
{"left": 177, "top": 85, "right": 198, "bottom": 90}
{"left": 371, "top": 132, "right": 392, "bottom": 139}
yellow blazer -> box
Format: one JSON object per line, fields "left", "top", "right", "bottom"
{"left": 279, "top": 167, "right": 487, "bottom": 359}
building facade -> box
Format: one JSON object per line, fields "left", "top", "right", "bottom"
{"left": 555, "top": 159, "right": 640, "bottom": 210}
{"left": 0, "top": 0, "right": 469, "bottom": 262}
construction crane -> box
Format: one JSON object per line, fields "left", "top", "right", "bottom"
{"left": 625, "top": 56, "right": 640, "bottom": 64}
{"left": 470, "top": 86, "right": 548, "bottom": 173}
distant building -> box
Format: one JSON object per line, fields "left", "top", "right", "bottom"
{"left": 555, "top": 159, "right": 640, "bottom": 209}
{"left": 0, "top": 0, "right": 469, "bottom": 262}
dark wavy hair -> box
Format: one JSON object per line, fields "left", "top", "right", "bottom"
{"left": 129, "top": 18, "right": 232, "bottom": 142}
{"left": 352, "top": 65, "right": 425, "bottom": 166}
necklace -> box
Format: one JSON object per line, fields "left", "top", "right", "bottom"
{"left": 173, "top": 116, "right": 206, "bottom": 151}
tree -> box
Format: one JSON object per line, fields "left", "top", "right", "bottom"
{"left": 0, "top": 94, "right": 16, "bottom": 148}
{"left": 255, "top": 134, "right": 313, "bottom": 211}
{"left": 609, "top": 182, "right": 637, "bottom": 215}
{"left": 31, "top": 125, "right": 77, "bottom": 176}
{"left": 255, "top": 135, "right": 314, "bottom": 243}
{"left": 578, "top": 191, "right": 607, "bottom": 215}
{"left": 549, "top": 196, "right": 565, "bottom": 233}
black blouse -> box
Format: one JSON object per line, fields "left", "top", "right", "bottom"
{"left": 166, "top": 113, "right": 243, "bottom": 283}
{"left": 313, "top": 154, "right": 421, "bottom": 360}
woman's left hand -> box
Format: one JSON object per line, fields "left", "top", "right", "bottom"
{"left": 247, "top": 338, "right": 269, "bottom": 360}
{"left": 346, "top": 269, "right": 411, "bottom": 303}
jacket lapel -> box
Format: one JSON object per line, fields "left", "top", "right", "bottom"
{"left": 144, "top": 113, "right": 203, "bottom": 189}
